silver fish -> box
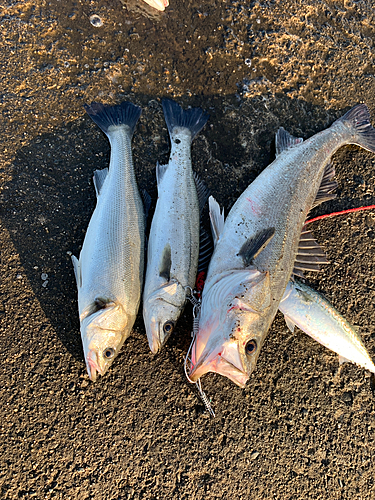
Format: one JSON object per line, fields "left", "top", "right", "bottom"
{"left": 143, "top": 99, "right": 209, "bottom": 353}
{"left": 189, "top": 104, "right": 375, "bottom": 387}
{"left": 279, "top": 279, "right": 375, "bottom": 373}
{"left": 72, "top": 102, "right": 145, "bottom": 381}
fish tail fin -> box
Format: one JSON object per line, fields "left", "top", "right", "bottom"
{"left": 162, "top": 99, "right": 209, "bottom": 141}
{"left": 84, "top": 102, "right": 142, "bottom": 138}
{"left": 339, "top": 104, "right": 375, "bottom": 153}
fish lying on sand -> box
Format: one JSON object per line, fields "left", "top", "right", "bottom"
{"left": 279, "top": 279, "right": 375, "bottom": 373}
{"left": 143, "top": 0, "right": 169, "bottom": 11}
{"left": 72, "top": 102, "right": 145, "bottom": 381}
{"left": 189, "top": 197, "right": 375, "bottom": 379}
{"left": 143, "top": 99, "right": 209, "bottom": 354}
{"left": 189, "top": 104, "right": 375, "bottom": 387}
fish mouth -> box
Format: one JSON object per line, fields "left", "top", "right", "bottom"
{"left": 86, "top": 351, "right": 102, "bottom": 382}
{"left": 189, "top": 339, "right": 249, "bottom": 388}
{"left": 148, "top": 334, "right": 162, "bottom": 354}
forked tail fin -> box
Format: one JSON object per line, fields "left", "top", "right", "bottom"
{"left": 339, "top": 103, "right": 375, "bottom": 153}
{"left": 84, "top": 102, "right": 142, "bottom": 139}
{"left": 162, "top": 99, "right": 209, "bottom": 142}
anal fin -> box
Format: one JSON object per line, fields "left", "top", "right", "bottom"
{"left": 71, "top": 255, "right": 82, "bottom": 288}
{"left": 93, "top": 168, "right": 109, "bottom": 197}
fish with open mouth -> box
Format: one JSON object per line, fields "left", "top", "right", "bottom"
{"left": 189, "top": 104, "right": 375, "bottom": 387}
{"left": 71, "top": 102, "right": 145, "bottom": 381}
{"left": 143, "top": 99, "right": 209, "bottom": 354}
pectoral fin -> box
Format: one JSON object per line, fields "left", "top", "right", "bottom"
{"left": 238, "top": 227, "right": 275, "bottom": 267}
{"left": 159, "top": 244, "right": 172, "bottom": 281}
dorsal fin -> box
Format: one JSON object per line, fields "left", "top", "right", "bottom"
{"left": 238, "top": 227, "right": 275, "bottom": 267}
{"left": 197, "top": 226, "right": 213, "bottom": 274}
{"left": 141, "top": 189, "right": 152, "bottom": 218}
{"left": 159, "top": 243, "right": 172, "bottom": 281}
{"left": 293, "top": 228, "right": 328, "bottom": 276}
{"left": 209, "top": 196, "right": 225, "bottom": 246}
{"left": 93, "top": 168, "right": 109, "bottom": 197}
{"left": 311, "top": 163, "right": 338, "bottom": 209}
{"left": 293, "top": 162, "right": 337, "bottom": 277}
{"left": 275, "top": 128, "right": 303, "bottom": 156}
{"left": 193, "top": 171, "right": 210, "bottom": 214}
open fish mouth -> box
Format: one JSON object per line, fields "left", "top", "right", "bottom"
{"left": 189, "top": 339, "right": 249, "bottom": 388}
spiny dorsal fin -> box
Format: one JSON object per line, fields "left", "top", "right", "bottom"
{"left": 197, "top": 226, "right": 214, "bottom": 274}
{"left": 293, "top": 228, "right": 328, "bottom": 276}
{"left": 193, "top": 171, "right": 210, "bottom": 215}
{"left": 311, "top": 163, "right": 338, "bottom": 209}
{"left": 156, "top": 161, "right": 168, "bottom": 186}
{"left": 141, "top": 189, "right": 152, "bottom": 218}
{"left": 209, "top": 196, "right": 225, "bottom": 246}
{"left": 275, "top": 128, "right": 303, "bottom": 156}
{"left": 238, "top": 227, "right": 275, "bottom": 267}
{"left": 159, "top": 243, "right": 172, "bottom": 281}
{"left": 93, "top": 168, "right": 109, "bottom": 197}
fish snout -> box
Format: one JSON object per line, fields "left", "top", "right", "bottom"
{"left": 146, "top": 320, "right": 163, "bottom": 354}
{"left": 189, "top": 340, "right": 249, "bottom": 388}
{"left": 86, "top": 351, "right": 102, "bottom": 382}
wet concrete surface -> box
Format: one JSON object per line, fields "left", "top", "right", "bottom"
{"left": 1, "top": 0, "right": 375, "bottom": 498}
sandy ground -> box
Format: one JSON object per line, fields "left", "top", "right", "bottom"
{"left": 1, "top": 0, "right": 375, "bottom": 498}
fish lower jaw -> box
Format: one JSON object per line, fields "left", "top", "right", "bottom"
{"left": 189, "top": 354, "right": 249, "bottom": 388}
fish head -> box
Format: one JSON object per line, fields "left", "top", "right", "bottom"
{"left": 143, "top": 280, "right": 187, "bottom": 354}
{"left": 189, "top": 270, "right": 271, "bottom": 387}
{"left": 80, "top": 301, "right": 128, "bottom": 382}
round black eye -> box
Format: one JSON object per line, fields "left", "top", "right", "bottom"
{"left": 245, "top": 340, "right": 257, "bottom": 356}
{"left": 103, "top": 347, "right": 115, "bottom": 359}
{"left": 163, "top": 321, "right": 175, "bottom": 335}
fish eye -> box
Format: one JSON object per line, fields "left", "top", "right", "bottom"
{"left": 245, "top": 340, "right": 257, "bottom": 356}
{"left": 163, "top": 321, "right": 175, "bottom": 335}
{"left": 103, "top": 347, "right": 115, "bottom": 359}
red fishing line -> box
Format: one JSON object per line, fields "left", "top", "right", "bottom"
{"left": 305, "top": 205, "right": 375, "bottom": 225}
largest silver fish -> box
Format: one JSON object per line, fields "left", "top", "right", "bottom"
{"left": 72, "top": 102, "right": 145, "bottom": 382}
{"left": 189, "top": 104, "right": 375, "bottom": 387}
